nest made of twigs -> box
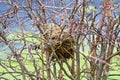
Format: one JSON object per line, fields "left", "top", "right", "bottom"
{"left": 44, "top": 24, "right": 75, "bottom": 60}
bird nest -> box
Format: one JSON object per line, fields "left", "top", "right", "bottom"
{"left": 44, "top": 24, "right": 75, "bottom": 60}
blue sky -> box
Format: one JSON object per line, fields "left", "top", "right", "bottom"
{"left": 0, "top": 0, "right": 119, "bottom": 32}
{"left": 0, "top": 0, "right": 119, "bottom": 15}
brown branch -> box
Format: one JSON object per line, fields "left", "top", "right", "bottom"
{"left": 106, "top": 50, "right": 120, "bottom": 61}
